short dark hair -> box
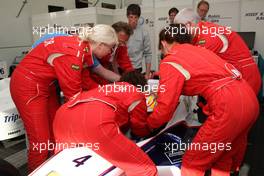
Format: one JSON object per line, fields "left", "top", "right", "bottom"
{"left": 159, "top": 23, "right": 192, "bottom": 50}
{"left": 120, "top": 71, "right": 147, "bottom": 88}
{"left": 168, "top": 7, "right": 179, "bottom": 15}
{"left": 112, "top": 21, "right": 133, "bottom": 36}
{"left": 126, "top": 4, "right": 141, "bottom": 17}
{"left": 197, "top": 0, "right": 209, "bottom": 9}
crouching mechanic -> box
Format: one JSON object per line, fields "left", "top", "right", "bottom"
{"left": 146, "top": 24, "right": 259, "bottom": 176}
{"left": 53, "top": 71, "right": 157, "bottom": 176}
{"left": 10, "top": 24, "right": 120, "bottom": 172}
{"left": 175, "top": 8, "right": 261, "bottom": 95}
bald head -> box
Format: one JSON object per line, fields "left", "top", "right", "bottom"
{"left": 174, "top": 8, "right": 201, "bottom": 24}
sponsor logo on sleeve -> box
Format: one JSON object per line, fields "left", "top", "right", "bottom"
{"left": 71, "top": 64, "right": 80, "bottom": 71}
{"left": 198, "top": 39, "right": 206, "bottom": 45}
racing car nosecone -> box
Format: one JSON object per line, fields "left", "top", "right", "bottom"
{"left": 4, "top": 113, "right": 20, "bottom": 123}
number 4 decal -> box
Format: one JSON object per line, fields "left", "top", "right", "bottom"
{"left": 72, "top": 155, "right": 92, "bottom": 167}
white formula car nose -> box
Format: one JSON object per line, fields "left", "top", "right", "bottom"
{"left": 0, "top": 78, "right": 25, "bottom": 141}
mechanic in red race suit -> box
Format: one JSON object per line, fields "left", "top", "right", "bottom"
{"left": 53, "top": 71, "right": 157, "bottom": 176}
{"left": 107, "top": 21, "right": 135, "bottom": 73}
{"left": 10, "top": 24, "right": 120, "bottom": 172}
{"left": 175, "top": 8, "right": 261, "bottom": 95}
{"left": 146, "top": 24, "right": 259, "bottom": 176}
{"left": 83, "top": 21, "right": 134, "bottom": 88}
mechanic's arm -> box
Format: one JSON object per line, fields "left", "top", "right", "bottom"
{"left": 92, "top": 64, "right": 121, "bottom": 82}
{"left": 129, "top": 99, "right": 150, "bottom": 137}
{"left": 81, "top": 67, "right": 99, "bottom": 90}
{"left": 111, "top": 57, "right": 120, "bottom": 74}
{"left": 147, "top": 63, "right": 186, "bottom": 130}
{"left": 52, "top": 55, "right": 82, "bottom": 101}
{"left": 199, "top": 34, "right": 228, "bottom": 54}
{"left": 143, "top": 30, "right": 152, "bottom": 79}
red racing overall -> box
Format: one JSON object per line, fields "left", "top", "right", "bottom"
{"left": 192, "top": 21, "right": 261, "bottom": 95}
{"left": 53, "top": 82, "right": 157, "bottom": 176}
{"left": 147, "top": 44, "right": 259, "bottom": 175}
{"left": 10, "top": 35, "right": 94, "bottom": 172}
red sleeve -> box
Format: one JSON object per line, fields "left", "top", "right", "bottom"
{"left": 129, "top": 99, "right": 150, "bottom": 137}
{"left": 100, "top": 54, "right": 111, "bottom": 69}
{"left": 53, "top": 55, "right": 82, "bottom": 101}
{"left": 197, "top": 35, "right": 224, "bottom": 54}
{"left": 81, "top": 68, "right": 99, "bottom": 90}
{"left": 147, "top": 63, "right": 185, "bottom": 129}
{"left": 116, "top": 46, "right": 134, "bottom": 72}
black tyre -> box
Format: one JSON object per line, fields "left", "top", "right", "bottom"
{"left": 0, "top": 159, "right": 21, "bottom": 176}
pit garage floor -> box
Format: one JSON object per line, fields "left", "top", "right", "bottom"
{"left": 0, "top": 135, "right": 27, "bottom": 175}
{"left": 0, "top": 103, "right": 263, "bottom": 176}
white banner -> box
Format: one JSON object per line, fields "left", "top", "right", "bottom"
{"left": 241, "top": 0, "right": 264, "bottom": 55}
{"left": 207, "top": 0, "right": 240, "bottom": 31}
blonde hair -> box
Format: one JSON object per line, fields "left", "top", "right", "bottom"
{"left": 174, "top": 8, "right": 201, "bottom": 24}
{"left": 79, "top": 24, "right": 118, "bottom": 46}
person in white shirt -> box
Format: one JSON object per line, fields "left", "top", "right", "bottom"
{"left": 126, "top": 4, "right": 152, "bottom": 79}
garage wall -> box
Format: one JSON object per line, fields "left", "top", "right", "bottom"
{"left": 0, "top": 0, "right": 76, "bottom": 75}
{"left": 0, "top": 0, "right": 32, "bottom": 71}
{"left": 0, "top": 0, "right": 119, "bottom": 75}
{"left": 30, "top": 0, "right": 75, "bottom": 15}
{"left": 1, "top": 0, "right": 263, "bottom": 75}
{"left": 154, "top": 0, "right": 264, "bottom": 55}
{"left": 240, "top": 0, "right": 264, "bottom": 57}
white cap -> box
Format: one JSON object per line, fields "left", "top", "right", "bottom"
{"left": 174, "top": 8, "right": 201, "bottom": 24}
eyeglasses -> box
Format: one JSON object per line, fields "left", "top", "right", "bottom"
{"left": 103, "top": 43, "right": 118, "bottom": 56}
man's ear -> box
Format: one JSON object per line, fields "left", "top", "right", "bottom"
{"left": 161, "top": 41, "right": 167, "bottom": 49}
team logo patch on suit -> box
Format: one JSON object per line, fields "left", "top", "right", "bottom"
{"left": 71, "top": 64, "right": 80, "bottom": 71}
{"left": 44, "top": 38, "right": 55, "bottom": 47}
{"left": 83, "top": 47, "right": 89, "bottom": 53}
{"left": 198, "top": 39, "right": 206, "bottom": 45}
